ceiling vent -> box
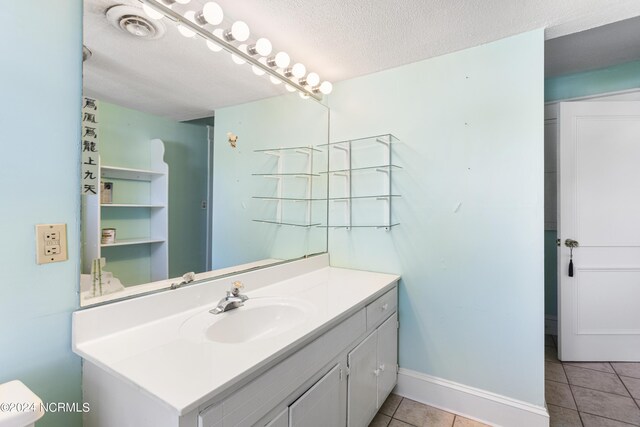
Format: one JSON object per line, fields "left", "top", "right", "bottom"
{"left": 106, "top": 5, "right": 166, "bottom": 40}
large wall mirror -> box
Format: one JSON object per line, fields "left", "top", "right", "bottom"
{"left": 81, "top": 0, "right": 329, "bottom": 307}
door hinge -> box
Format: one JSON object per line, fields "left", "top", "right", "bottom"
{"left": 396, "top": 364, "right": 400, "bottom": 374}
{"left": 556, "top": 238, "right": 561, "bottom": 247}
{"left": 397, "top": 320, "right": 400, "bottom": 329}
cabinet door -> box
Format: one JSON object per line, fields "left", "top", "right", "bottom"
{"left": 377, "top": 313, "right": 398, "bottom": 407}
{"left": 347, "top": 331, "right": 378, "bottom": 427}
{"left": 265, "top": 408, "right": 288, "bottom": 427}
{"left": 289, "top": 364, "right": 342, "bottom": 427}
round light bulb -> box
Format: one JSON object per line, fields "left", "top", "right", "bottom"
{"left": 274, "top": 52, "right": 290, "bottom": 68}
{"left": 174, "top": 0, "right": 190, "bottom": 4}
{"left": 306, "top": 72, "right": 320, "bottom": 87}
{"left": 213, "top": 28, "right": 224, "bottom": 39}
{"left": 319, "top": 81, "right": 333, "bottom": 95}
{"left": 202, "top": 2, "right": 223, "bottom": 25}
{"left": 231, "top": 21, "right": 250, "bottom": 42}
{"left": 231, "top": 44, "right": 247, "bottom": 65}
{"left": 299, "top": 92, "right": 310, "bottom": 99}
{"left": 252, "top": 58, "right": 268, "bottom": 76}
{"left": 291, "top": 63, "right": 306, "bottom": 78}
{"left": 285, "top": 84, "right": 296, "bottom": 92}
{"left": 178, "top": 11, "right": 196, "bottom": 37}
{"left": 206, "top": 40, "right": 222, "bottom": 52}
{"left": 270, "top": 75, "right": 282, "bottom": 85}
{"left": 142, "top": 4, "right": 164, "bottom": 20}
{"left": 255, "top": 38, "right": 272, "bottom": 56}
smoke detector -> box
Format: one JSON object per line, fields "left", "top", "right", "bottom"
{"left": 106, "top": 5, "right": 165, "bottom": 40}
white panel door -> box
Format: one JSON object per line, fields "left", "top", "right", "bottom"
{"left": 559, "top": 101, "right": 640, "bottom": 361}
{"left": 376, "top": 313, "right": 398, "bottom": 408}
{"left": 289, "top": 364, "right": 342, "bottom": 427}
{"left": 347, "top": 331, "right": 378, "bottom": 427}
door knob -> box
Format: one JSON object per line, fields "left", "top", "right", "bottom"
{"left": 565, "top": 239, "right": 579, "bottom": 248}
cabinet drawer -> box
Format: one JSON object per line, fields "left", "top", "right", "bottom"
{"left": 366, "top": 287, "right": 397, "bottom": 330}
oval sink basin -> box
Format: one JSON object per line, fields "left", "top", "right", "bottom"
{"left": 180, "top": 297, "right": 314, "bottom": 344}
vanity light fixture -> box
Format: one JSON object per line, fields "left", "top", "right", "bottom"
{"left": 138, "top": 0, "right": 332, "bottom": 98}
{"left": 248, "top": 38, "right": 272, "bottom": 57}
{"left": 195, "top": 2, "right": 223, "bottom": 26}
{"left": 224, "top": 21, "right": 250, "bottom": 42}
{"left": 177, "top": 11, "right": 197, "bottom": 37}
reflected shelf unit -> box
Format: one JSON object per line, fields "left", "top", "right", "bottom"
{"left": 82, "top": 139, "right": 169, "bottom": 284}
{"left": 252, "top": 146, "right": 323, "bottom": 227}
{"left": 320, "top": 134, "right": 401, "bottom": 230}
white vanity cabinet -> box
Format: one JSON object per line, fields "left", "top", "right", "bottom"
{"left": 75, "top": 260, "right": 399, "bottom": 427}
{"left": 198, "top": 287, "right": 398, "bottom": 427}
{"left": 289, "top": 364, "right": 342, "bottom": 427}
{"left": 347, "top": 312, "right": 398, "bottom": 427}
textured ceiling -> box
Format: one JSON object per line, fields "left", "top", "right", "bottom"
{"left": 83, "top": 0, "right": 640, "bottom": 120}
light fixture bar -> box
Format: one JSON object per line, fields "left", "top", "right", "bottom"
{"left": 139, "top": 0, "right": 322, "bottom": 100}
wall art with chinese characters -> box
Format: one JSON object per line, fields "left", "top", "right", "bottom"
{"left": 81, "top": 97, "right": 99, "bottom": 195}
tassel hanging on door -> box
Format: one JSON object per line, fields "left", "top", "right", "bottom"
{"left": 568, "top": 245, "right": 574, "bottom": 277}
{"left": 568, "top": 258, "right": 574, "bottom": 277}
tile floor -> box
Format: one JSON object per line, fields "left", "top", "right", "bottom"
{"left": 370, "top": 393, "right": 490, "bottom": 427}
{"left": 545, "top": 334, "right": 640, "bottom": 426}
{"left": 370, "top": 336, "right": 640, "bottom": 427}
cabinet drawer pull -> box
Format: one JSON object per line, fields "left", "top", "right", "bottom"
{"left": 373, "top": 369, "right": 380, "bottom": 377}
{"left": 379, "top": 364, "right": 385, "bottom": 372}
{"left": 380, "top": 303, "right": 388, "bottom": 312}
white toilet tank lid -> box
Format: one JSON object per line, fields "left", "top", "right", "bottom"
{"left": 0, "top": 381, "right": 45, "bottom": 427}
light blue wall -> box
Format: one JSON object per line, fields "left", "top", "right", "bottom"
{"left": 544, "top": 60, "right": 640, "bottom": 317}
{"left": 327, "top": 30, "right": 545, "bottom": 405}
{"left": 0, "top": 2, "right": 83, "bottom": 427}
{"left": 213, "top": 94, "right": 329, "bottom": 269}
{"left": 95, "top": 101, "right": 209, "bottom": 283}
{"left": 545, "top": 59, "right": 640, "bottom": 102}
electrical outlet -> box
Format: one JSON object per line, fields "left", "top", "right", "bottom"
{"left": 36, "top": 224, "right": 68, "bottom": 264}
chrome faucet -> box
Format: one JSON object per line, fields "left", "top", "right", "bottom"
{"left": 210, "top": 281, "right": 248, "bottom": 314}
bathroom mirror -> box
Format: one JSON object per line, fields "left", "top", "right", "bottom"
{"left": 80, "top": 0, "right": 329, "bottom": 306}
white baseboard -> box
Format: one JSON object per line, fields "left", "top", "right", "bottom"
{"left": 395, "top": 368, "right": 549, "bottom": 427}
{"left": 545, "top": 315, "right": 558, "bottom": 336}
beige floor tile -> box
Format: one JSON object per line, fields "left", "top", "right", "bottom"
{"left": 546, "top": 346, "right": 560, "bottom": 362}
{"left": 394, "top": 398, "right": 430, "bottom": 425}
{"left": 369, "top": 413, "right": 392, "bottom": 427}
{"left": 564, "top": 362, "right": 615, "bottom": 374}
{"left": 547, "top": 361, "right": 568, "bottom": 384}
{"left": 379, "top": 394, "right": 403, "bottom": 417}
{"left": 546, "top": 380, "right": 578, "bottom": 410}
{"left": 393, "top": 398, "right": 455, "bottom": 427}
{"left": 571, "top": 385, "right": 640, "bottom": 425}
{"left": 452, "top": 416, "right": 491, "bottom": 427}
{"left": 581, "top": 412, "right": 638, "bottom": 427}
{"left": 423, "top": 406, "right": 455, "bottom": 427}
{"left": 389, "top": 420, "right": 413, "bottom": 427}
{"left": 620, "top": 376, "right": 640, "bottom": 400}
{"left": 612, "top": 363, "right": 640, "bottom": 380}
{"left": 547, "top": 404, "right": 581, "bottom": 427}
{"left": 564, "top": 365, "right": 629, "bottom": 396}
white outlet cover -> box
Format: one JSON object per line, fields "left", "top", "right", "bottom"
{"left": 35, "top": 223, "right": 68, "bottom": 264}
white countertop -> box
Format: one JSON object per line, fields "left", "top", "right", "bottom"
{"left": 73, "top": 257, "right": 399, "bottom": 415}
